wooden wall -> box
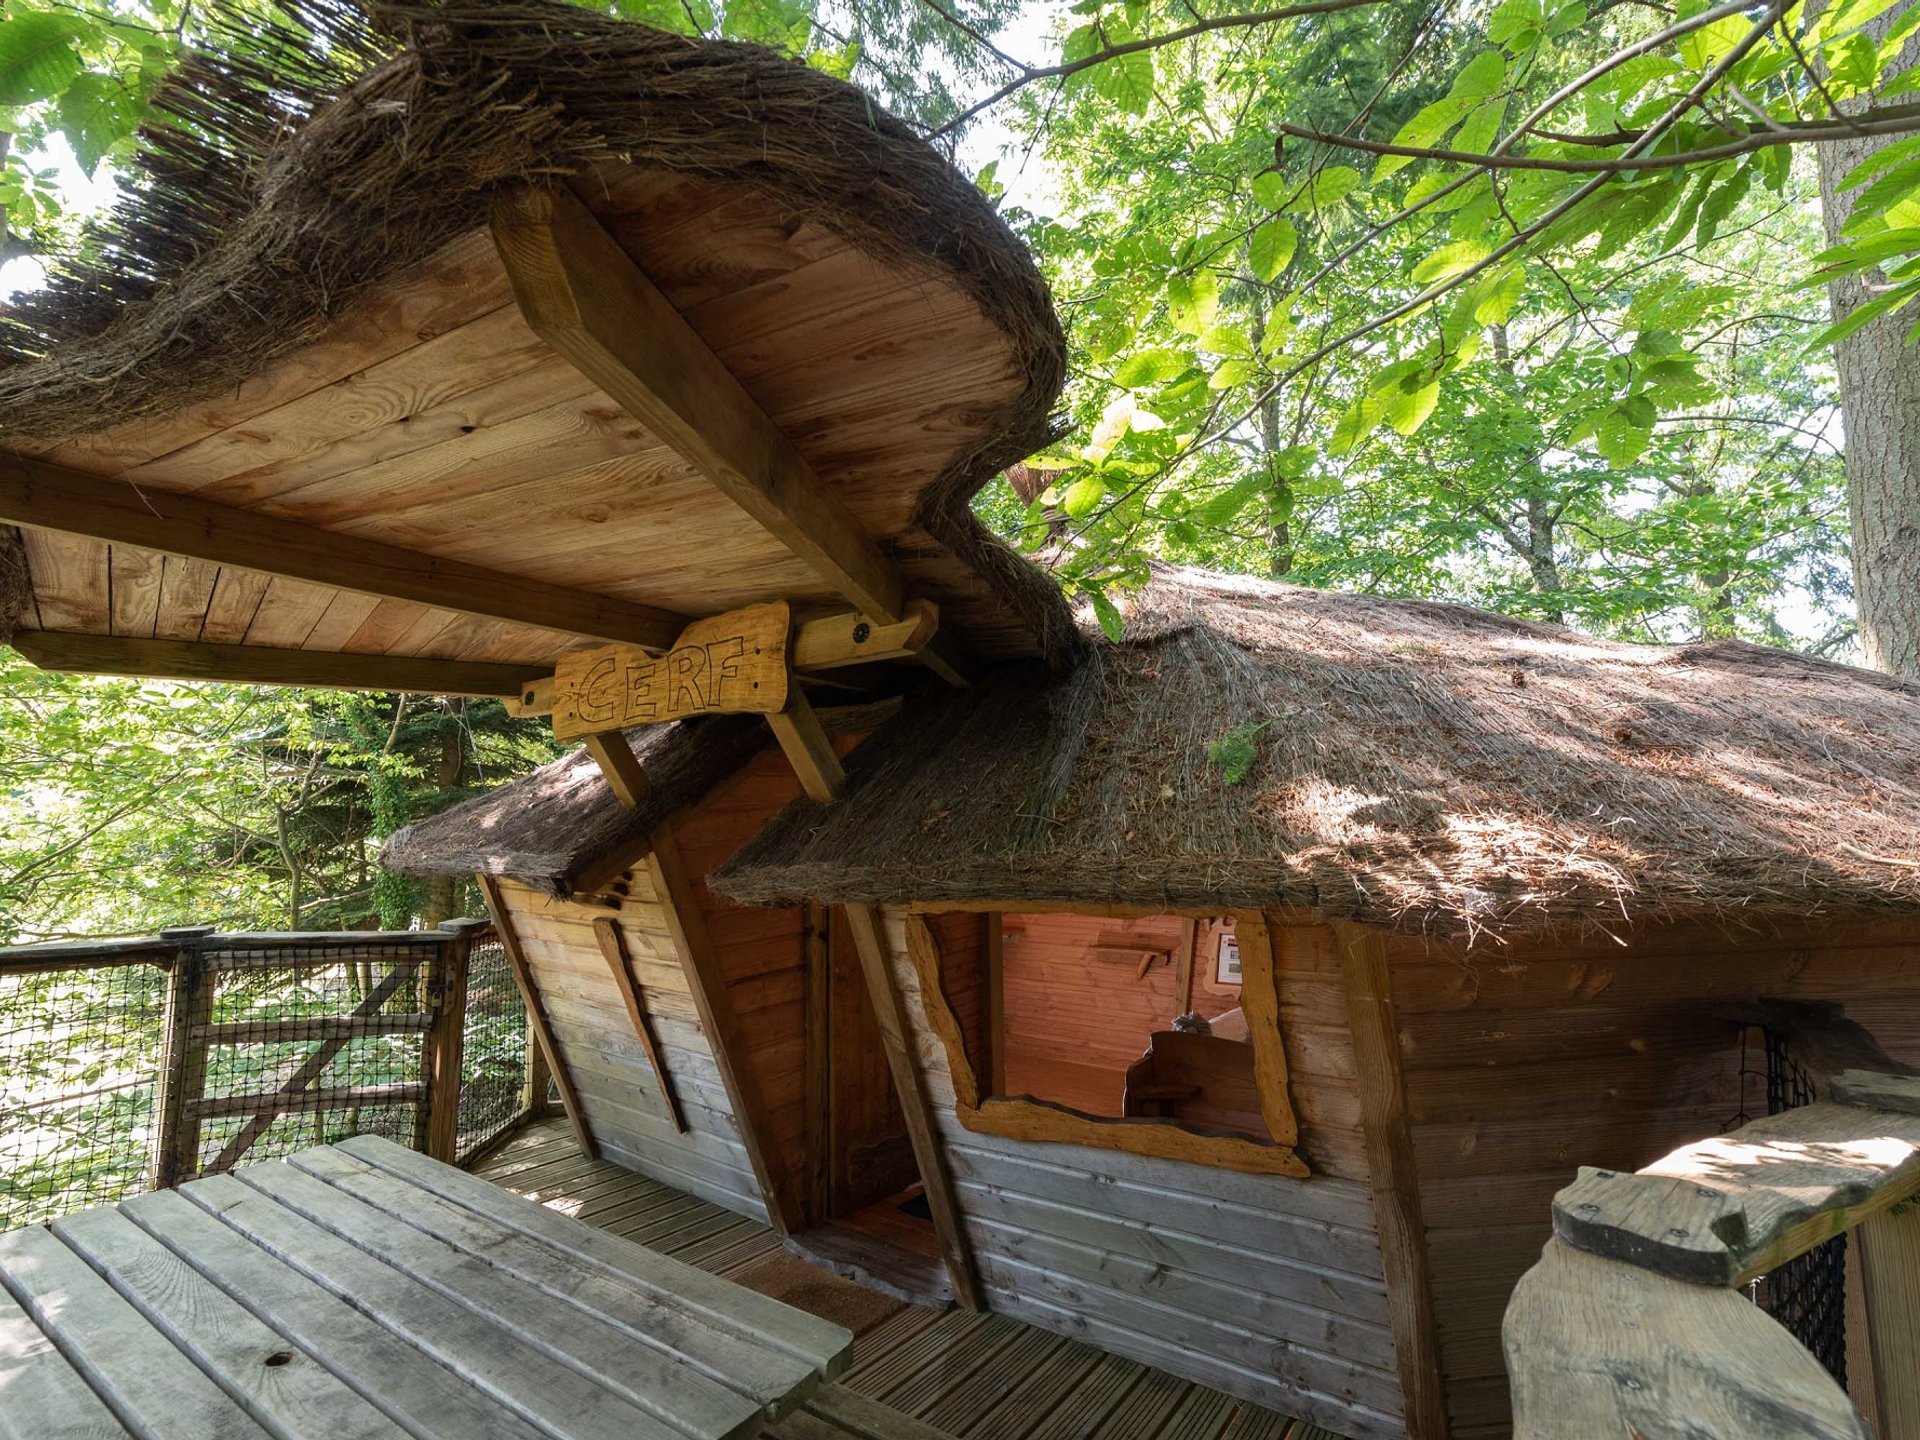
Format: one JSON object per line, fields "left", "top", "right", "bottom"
{"left": 893, "top": 907, "right": 1406, "bottom": 1440}
{"left": 1384, "top": 915, "right": 1920, "bottom": 1439}
{"left": 494, "top": 747, "right": 818, "bottom": 1223}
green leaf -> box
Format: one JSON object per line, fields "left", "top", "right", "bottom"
{"left": 1376, "top": 97, "right": 1467, "bottom": 180}
{"left": 1249, "top": 217, "right": 1297, "bottom": 282}
{"left": 1250, "top": 171, "right": 1292, "bottom": 210}
{"left": 0, "top": 13, "right": 87, "bottom": 106}
{"left": 1167, "top": 270, "right": 1220, "bottom": 334}
{"left": 1088, "top": 589, "right": 1125, "bottom": 643}
{"left": 1812, "top": 286, "right": 1914, "bottom": 347}
{"left": 1195, "top": 475, "right": 1265, "bottom": 527}
{"left": 1678, "top": 14, "right": 1752, "bottom": 71}
{"left": 1385, "top": 377, "right": 1441, "bottom": 436}
{"left": 1411, "top": 239, "right": 1490, "bottom": 285}
{"left": 1062, "top": 474, "right": 1107, "bottom": 519}
{"left": 1468, "top": 265, "right": 1525, "bottom": 326}
{"left": 1448, "top": 50, "right": 1507, "bottom": 101}
{"left": 1303, "top": 165, "right": 1362, "bottom": 210}
{"left": 1112, "top": 348, "right": 1191, "bottom": 387}
{"left": 57, "top": 73, "right": 142, "bottom": 177}
{"left": 1330, "top": 393, "right": 1384, "bottom": 454}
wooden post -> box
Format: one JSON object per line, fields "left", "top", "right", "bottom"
{"left": 1172, "top": 916, "right": 1198, "bottom": 1019}
{"left": 421, "top": 919, "right": 484, "bottom": 1162}
{"left": 984, "top": 912, "right": 1006, "bottom": 1097}
{"left": 153, "top": 926, "right": 216, "bottom": 1189}
{"left": 842, "top": 903, "right": 985, "bottom": 1310}
{"left": 767, "top": 689, "right": 845, "bottom": 803}
{"left": 1858, "top": 1202, "right": 1920, "bottom": 1439}
{"left": 645, "top": 823, "right": 802, "bottom": 1234}
{"left": 583, "top": 732, "right": 649, "bottom": 808}
{"left": 803, "top": 902, "right": 832, "bottom": 1228}
{"left": 477, "top": 875, "right": 597, "bottom": 1159}
{"left": 1333, "top": 920, "right": 1448, "bottom": 1439}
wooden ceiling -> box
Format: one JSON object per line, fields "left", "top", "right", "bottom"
{"left": 3, "top": 161, "right": 1046, "bottom": 695}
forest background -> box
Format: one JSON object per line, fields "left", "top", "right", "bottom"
{"left": 0, "top": 0, "right": 1906, "bottom": 940}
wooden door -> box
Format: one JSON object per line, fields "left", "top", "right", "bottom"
{"left": 826, "top": 908, "right": 919, "bottom": 1215}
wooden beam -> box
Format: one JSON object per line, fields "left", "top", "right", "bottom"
{"left": 1172, "top": 917, "right": 1198, "bottom": 1018}
{"left": 1241, "top": 915, "right": 1298, "bottom": 1148}
{"left": 490, "top": 185, "right": 906, "bottom": 624}
{"left": 1552, "top": 1098, "right": 1920, "bottom": 1287}
{"left": 422, "top": 919, "right": 484, "bottom": 1163}
{"left": 767, "top": 689, "right": 846, "bottom": 803}
{"left": 591, "top": 918, "right": 686, "bottom": 1134}
{"left": 477, "top": 875, "right": 597, "bottom": 1159}
{"left": 645, "top": 823, "right": 802, "bottom": 1234}
{"left": 845, "top": 905, "right": 985, "bottom": 1309}
{"left": 11, "top": 631, "right": 546, "bottom": 697}
{"left": 803, "top": 903, "right": 831, "bottom": 1230}
{"left": 0, "top": 453, "right": 685, "bottom": 649}
{"left": 792, "top": 601, "right": 938, "bottom": 671}
{"left": 582, "top": 733, "right": 649, "bottom": 809}
{"left": 1332, "top": 920, "right": 1447, "bottom": 1440}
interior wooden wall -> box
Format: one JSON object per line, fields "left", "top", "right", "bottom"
{"left": 893, "top": 907, "right": 1406, "bottom": 1440}
{"left": 1385, "top": 915, "right": 1920, "bottom": 1439}
{"left": 494, "top": 747, "right": 818, "bottom": 1223}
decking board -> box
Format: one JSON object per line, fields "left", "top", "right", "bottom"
{"left": 475, "top": 1118, "right": 1315, "bottom": 1440}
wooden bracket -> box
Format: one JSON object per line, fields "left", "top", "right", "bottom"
{"left": 583, "top": 733, "right": 649, "bottom": 809}
{"left": 478, "top": 875, "right": 597, "bottom": 1159}
{"left": 592, "top": 917, "right": 686, "bottom": 1134}
{"left": 767, "top": 689, "right": 845, "bottom": 802}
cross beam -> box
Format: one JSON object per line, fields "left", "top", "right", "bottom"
{"left": 490, "top": 185, "right": 909, "bottom": 625}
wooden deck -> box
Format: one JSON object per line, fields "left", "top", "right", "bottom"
{"left": 476, "top": 1119, "right": 1334, "bottom": 1440}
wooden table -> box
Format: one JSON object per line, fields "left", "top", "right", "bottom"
{"left": 0, "top": 1135, "right": 852, "bottom": 1440}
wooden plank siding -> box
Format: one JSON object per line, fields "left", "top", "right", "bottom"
{"left": 1383, "top": 915, "right": 1920, "bottom": 1439}
{"left": 878, "top": 907, "right": 1405, "bottom": 1440}
{"left": 488, "top": 748, "right": 825, "bottom": 1225}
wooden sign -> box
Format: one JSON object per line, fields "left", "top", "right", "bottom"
{"left": 552, "top": 601, "right": 790, "bottom": 741}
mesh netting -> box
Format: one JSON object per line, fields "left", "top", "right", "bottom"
{"left": 3, "top": 926, "right": 539, "bottom": 1228}
{"left": 1730, "top": 1027, "right": 1849, "bottom": 1384}
{"left": 456, "top": 931, "right": 530, "bottom": 1164}
{"left": 0, "top": 958, "right": 169, "bottom": 1228}
{"left": 187, "top": 935, "right": 444, "bottom": 1177}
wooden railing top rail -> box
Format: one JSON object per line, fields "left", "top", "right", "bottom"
{"left": 0, "top": 925, "right": 478, "bottom": 976}
{"left": 1503, "top": 1001, "right": 1920, "bottom": 1439}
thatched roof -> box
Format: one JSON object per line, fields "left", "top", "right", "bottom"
{"left": 381, "top": 701, "right": 896, "bottom": 893}
{"left": 713, "top": 567, "right": 1920, "bottom": 940}
{"left": 1, "top": 0, "right": 1079, "bottom": 668}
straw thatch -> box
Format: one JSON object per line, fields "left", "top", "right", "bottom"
{"left": 0, "top": 0, "right": 1080, "bottom": 666}
{"left": 0, "top": 529, "right": 28, "bottom": 646}
{"left": 382, "top": 700, "right": 899, "bottom": 893}
{"left": 714, "top": 566, "right": 1920, "bottom": 941}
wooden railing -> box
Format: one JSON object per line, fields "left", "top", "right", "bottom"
{"left": 1502, "top": 1001, "right": 1920, "bottom": 1439}
{"left": 0, "top": 920, "right": 542, "bottom": 1229}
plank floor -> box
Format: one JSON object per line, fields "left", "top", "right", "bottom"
{"left": 476, "top": 1119, "right": 1335, "bottom": 1440}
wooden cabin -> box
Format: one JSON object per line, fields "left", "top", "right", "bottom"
{"left": 709, "top": 567, "right": 1920, "bottom": 1439}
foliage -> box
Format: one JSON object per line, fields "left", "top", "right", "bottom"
{"left": 968, "top": 0, "right": 1858, "bottom": 652}
{"left": 0, "top": 649, "right": 559, "bottom": 942}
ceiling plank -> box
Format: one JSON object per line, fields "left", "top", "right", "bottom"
{"left": 490, "top": 185, "right": 908, "bottom": 625}
{"left": 0, "top": 451, "right": 686, "bottom": 650}
{"left": 11, "top": 630, "right": 545, "bottom": 697}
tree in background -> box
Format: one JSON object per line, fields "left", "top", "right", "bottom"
{"left": 0, "top": 648, "right": 557, "bottom": 942}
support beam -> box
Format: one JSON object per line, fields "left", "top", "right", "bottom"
{"left": 477, "top": 875, "right": 597, "bottom": 1159}
{"left": 1333, "top": 920, "right": 1447, "bottom": 1440}
{"left": 582, "top": 733, "right": 649, "bottom": 809}
{"left": 845, "top": 905, "right": 985, "bottom": 1309}
{"left": 12, "top": 630, "right": 546, "bottom": 698}
{"left": 0, "top": 453, "right": 685, "bottom": 649}
{"left": 490, "top": 186, "right": 907, "bottom": 624}
{"left": 767, "top": 689, "right": 846, "bottom": 802}
{"left": 645, "top": 823, "right": 802, "bottom": 1234}
{"left": 592, "top": 918, "right": 686, "bottom": 1134}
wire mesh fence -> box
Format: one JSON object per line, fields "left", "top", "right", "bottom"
{"left": 1728, "top": 1025, "right": 1849, "bottom": 1384}
{"left": 0, "top": 951, "right": 170, "bottom": 1228}
{"left": 456, "top": 930, "right": 531, "bottom": 1165}
{"left": 0, "top": 922, "right": 541, "bottom": 1230}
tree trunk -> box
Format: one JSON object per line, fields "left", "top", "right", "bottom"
{"left": 1817, "top": 11, "right": 1920, "bottom": 680}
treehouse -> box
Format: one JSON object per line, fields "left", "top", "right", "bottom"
{"left": 4, "top": 3, "right": 1920, "bottom": 1438}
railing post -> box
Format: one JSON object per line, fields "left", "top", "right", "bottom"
{"left": 422, "top": 919, "right": 484, "bottom": 1162}
{"left": 1857, "top": 1201, "right": 1920, "bottom": 1439}
{"left": 152, "top": 925, "right": 216, "bottom": 1189}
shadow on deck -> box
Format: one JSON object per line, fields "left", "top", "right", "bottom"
{"left": 476, "top": 1118, "right": 1332, "bottom": 1440}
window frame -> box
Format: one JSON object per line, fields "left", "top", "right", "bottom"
{"left": 903, "top": 908, "right": 1308, "bottom": 1178}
